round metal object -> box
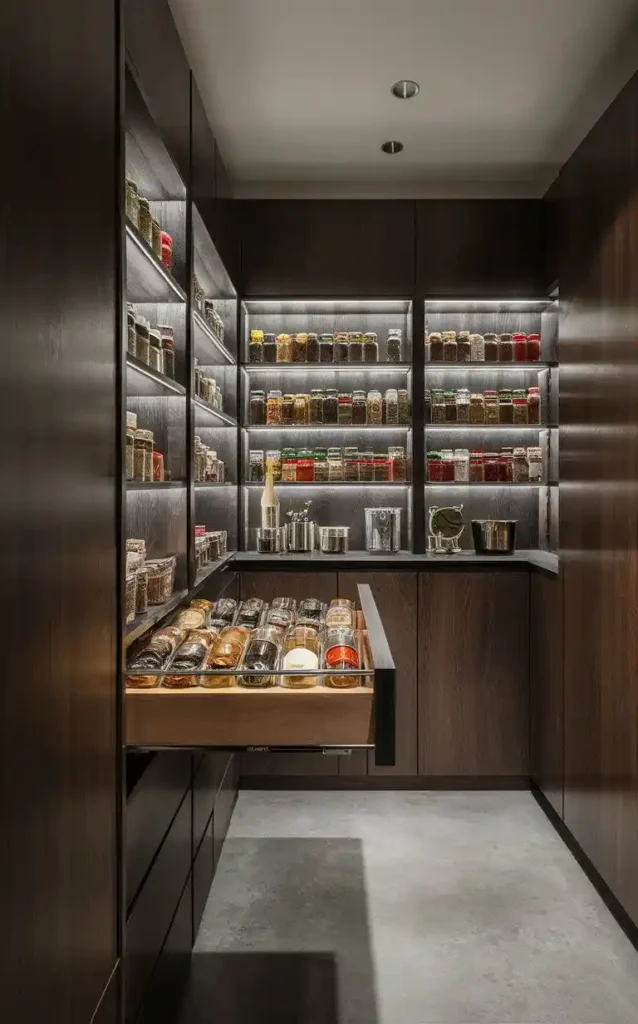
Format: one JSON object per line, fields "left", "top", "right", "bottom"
{"left": 391, "top": 80, "right": 420, "bottom": 99}
{"left": 381, "top": 140, "right": 404, "bottom": 155}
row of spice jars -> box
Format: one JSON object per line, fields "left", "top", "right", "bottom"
{"left": 250, "top": 388, "right": 410, "bottom": 426}
{"left": 127, "top": 304, "right": 176, "bottom": 379}
{"left": 126, "top": 412, "right": 168, "bottom": 482}
{"left": 427, "top": 447, "right": 544, "bottom": 483}
{"left": 193, "top": 277, "right": 225, "bottom": 343}
{"left": 194, "top": 436, "right": 226, "bottom": 483}
{"left": 426, "top": 388, "right": 541, "bottom": 425}
{"left": 249, "top": 446, "right": 408, "bottom": 483}
{"left": 125, "top": 540, "right": 177, "bottom": 623}
{"left": 194, "top": 362, "right": 224, "bottom": 411}
{"left": 125, "top": 177, "right": 173, "bottom": 272}
{"left": 248, "top": 329, "right": 403, "bottom": 364}
{"left": 425, "top": 331, "right": 542, "bottom": 363}
{"left": 194, "top": 526, "right": 228, "bottom": 569}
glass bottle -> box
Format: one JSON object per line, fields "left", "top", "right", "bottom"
{"left": 276, "top": 333, "right": 293, "bottom": 362}
{"left": 427, "top": 452, "right": 443, "bottom": 482}
{"left": 363, "top": 332, "right": 378, "bottom": 363}
{"left": 323, "top": 389, "right": 338, "bottom": 425}
{"left": 456, "top": 388, "right": 470, "bottom": 423}
{"left": 263, "top": 333, "right": 277, "bottom": 363}
{"left": 348, "top": 331, "right": 363, "bottom": 363}
{"left": 309, "top": 389, "right": 324, "bottom": 424}
{"left": 527, "top": 334, "right": 541, "bottom": 361}
{"left": 513, "top": 333, "right": 528, "bottom": 361}
{"left": 239, "top": 626, "right": 283, "bottom": 688}
{"left": 249, "top": 449, "right": 265, "bottom": 483}
{"left": 248, "top": 329, "right": 264, "bottom": 363}
{"left": 483, "top": 333, "right": 499, "bottom": 362}
{"left": 324, "top": 626, "right": 360, "bottom": 688}
{"left": 469, "top": 333, "right": 485, "bottom": 361}
{"left": 387, "top": 328, "right": 402, "bottom": 362}
{"left": 512, "top": 393, "right": 529, "bottom": 424}
{"left": 281, "top": 625, "right": 321, "bottom": 688}
{"left": 282, "top": 393, "right": 295, "bottom": 425}
{"left": 527, "top": 387, "right": 541, "bottom": 424}
{"left": 250, "top": 391, "right": 266, "bottom": 426}
{"left": 202, "top": 627, "right": 251, "bottom": 689}
{"left": 266, "top": 390, "right": 283, "bottom": 425}
{"left": 484, "top": 453, "right": 500, "bottom": 482}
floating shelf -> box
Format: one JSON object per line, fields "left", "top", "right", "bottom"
{"left": 127, "top": 481, "right": 186, "bottom": 490}
{"left": 124, "top": 589, "right": 190, "bottom": 649}
{"left": 125, "top": 223, "right": 186, "bottom": 303}
{"left": 244, "top": 481, "right": 410, "bottom": 488}
{"left": 243, "top": 362, "right": 412, "bottom": 373}
{"left": 126, "top": 354, "right": 186, "bottom": 395}
{"left": 426, "top": 423, "right": 547, "bottom": 430}
{"left": 424, "top": 361, "right": 555, "bottom": 370}
{"left": 192, "top": 551, "right": 235, "bottom": 592}
{"left": 195, "top": 482, "right": 235, "bottom": 489}
{"left": 192, "top": 396, "right": 237, "bottom": 426}
{"left": 425, "top": 481, "right": 545, "bottom": 487}
{"left": 244, "top": 424, "right": 411, "bottom": 431}
{"left": 193, "top": 311, "right": 235, "bottom": 364}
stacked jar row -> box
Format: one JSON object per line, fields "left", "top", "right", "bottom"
{"left": 194, "top": 436, "right": 226, "bottom": 483}
{"left": 194, "top": 526, "right": 228, "bottom": 571}
{"left": 194, "top": 361, "right": 224, "bottom": 411}
{"left": 426, "top": 388, "right": 541, "bottom": 424}
{"left": 249, "top": 446, "right": 408, "bottom": 483}
{"left": 193, "top": 279, "right": 225, "bottom": 344}
{"left": 249, "top": 329, "right": 403, "bottom": 363}
{"left": 425, "top": 331, "right": 542, "bottom": 362}
{"left": 250, "top": 389, "right": 410, "bottom": 426}
{"left": 427, "top": 447, "right": 543, "bottom": 483}
{"left": 126, "top": 412, "right": 169, "bottom": 482}
{"left": 125, "top": 177, "right": 173, "bottom": 271}
{"left": 127, "top": 304, "right": 176, "bottom": 379}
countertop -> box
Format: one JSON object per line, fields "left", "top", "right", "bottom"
{"left": 228, "top": 549, "right": 559, "bottom": 575}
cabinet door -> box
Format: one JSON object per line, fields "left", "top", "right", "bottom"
{"left": 338, "top": 572, "right": 417, "bottom": 776}
{"left": 418, "top": 572, "right": 529, "bottom": 777}
{"left": 530, "top": 573, "right": 564, "bottom": 817}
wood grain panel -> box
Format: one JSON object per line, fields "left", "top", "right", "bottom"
{"left": 555, "top": 71, "right": 638, "bottom": 926}
{"left": 530, "top": 573, "right": 564, "bottom": 818}
{"left": 418, "top": 572, "right": 529, "bottom": 776}
{"left": 2, "top": 1, "right": 119, "bottom": 1021}
{"left": 416, "top": 200, "right": 545, "bottom": 297}
{"left": 240, "top": 200, "right": 415, "bottom": 297}
{"left": 134, "top": 876, "right": 192, "bottom": 1024}
{"left": 338, "top": 573, "right": 418, "bottom": 777}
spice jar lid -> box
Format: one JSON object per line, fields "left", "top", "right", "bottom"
{"left": 135, "top": 428, "right": 154, "bottom": 442}
{"left": 512, "top": 333, "right": 527, "bottom": 340}
{"left": 149, "top": 329, "right": 161, "bottom": 343}
{"left": 160, "top": 231, "right": 173, "bottom": 246}
{"left": 126, "top": 411, "right": 138, "bottom": 430}
{"left": 527, "top": 333, "right": 540, "bottom": 340}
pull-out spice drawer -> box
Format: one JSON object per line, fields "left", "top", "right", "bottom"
{"left": 126, "top": 584, "right": 396, "bottom": 765}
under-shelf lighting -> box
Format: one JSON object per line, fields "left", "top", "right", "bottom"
{"left": 244, "top": 425, "right": 411, "bottom": 432}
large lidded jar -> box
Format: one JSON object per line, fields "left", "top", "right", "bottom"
{"left": 306, "top": 333, "right": 319, "bottom": 362}
{"left": 484, "top": 390, "right": 500, "bottom": 424}
{"left": 248, "top": 329, "right": 264, "bottom": 363}
{"left": 363, "top": 333, "right": 379, "bottom": 363}
{"left": 239, "top": 626, "right": 283, "bottom": 688}
{"left": 293, "top": 393, "right": 309, "bottom": 424}
{"left": 333, "top": 332, "right": 349, "bottom": 362}
{"left": 456, "top": 388, "right": 470, "bottom": 423}
{"left": 276, "top": 333, "right": 293, "bottom": 362}
{"left": 384, "top": 389, "right": 399, "bottom": 425}
{"left": 266, "top": 390, "right": 283, "bottom": 425}
{"left": 309, "top": 389, "right": 324, "bottom": 424}
{"left": 319, "top": 333, "right": 334, "bottom": 363}
{"left": 262, "top": 333, "right": 277, "bottom": 363}
{"left": 125, "top": 178, "right": 140, "bottom": 227}
{"left": 427, "top": 332, "right": 443, "bottom": 361}
{"left": 250, "top": 390, "right": 266, "bottom": 425}
{"left": 366, "top": 389, "right": 383, "bottom": 425}
{"left": 158, "top": 325, "right": 175, "bottom": 378}
{"left": 457, "top": 331, "right": 471, "bottom": 362}
{"left": 348, "top": 331, "right": 364, "bottom": 363}
{"left": 352, "top": 391, "right": 367, "bottom": 425}
{"left": 338, "top": 394, "right": 353, "bottom": 425}
{"left": 442, "top": 331, "right": 457, "bottom": 362}
{"left": 135, "top": 316, "right": 150, "bottom": 364}
{"left": 454, "top": 448, "right": 470, "bottom": 482}
{"left": 148, "top": 329, "right": 163, "bottom": 373}
{"left": 469, "top": 333, "right": 485, "bottom": 361}
{"left": 397, "top": 390, "right": 410, "bottom": 424}
{"left": 134, "top": 429, "right": 154, "bottom": 482}
{"left": 387, "top": 329, "right": 402, "bottom": 362}
{"left": 323, "top": 389, "right": 338, "bottom": 424}
{"left": 498, "top": 333, "right": 514, "bottom": 362}
{"left": 281, "top": 625, "right": 321, "bottom": 688}
{"left": 483, "top": 333, "right": 499, "bottom": 362}
{"left": 293, "top": 333, "right": 308, "bottom": 362}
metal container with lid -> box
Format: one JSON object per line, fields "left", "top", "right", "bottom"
{"left": 256, "top": 527, "right": 286, "bottom": 553}
{"left": 471, "top": 519, "right": 517, "bottom": 554}
{"left": 364, "top": 507, "right": 402, "bottom": 553}
{"left": 318, "top": 526, "right": 350, "bottom": 554}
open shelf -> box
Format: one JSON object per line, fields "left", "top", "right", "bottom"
{"left": 195, "top": 482, "right": 236, "bottom": 489}
{"left": 426, "top": 481, "right": 544, "bottom": 487}
{"left": 127, "top": 481, "right": 186, "bottom": 490}
{"left": 245, "top": 424, "right": 411, "bottom": 431}
{"left": 426, "top": 423, "right": 547, "bottom": 430}
{"left": 424, "top": 361, "right": 555, "bottom": 370}
{"left": 126, "top": 223, "right": 186, "bottom": 303}
{"left": 193, "top": 311, "right": 235, "bottom": 365}
{"left": 244, "top": 362, "right": 412, "bottom": 373}
{"left": 244, "top": 481, "right": 409, "bottom": 488}
{"left": 126, "top": 354, "right": 186, "bottom": 395}
{"left": 192, "top": 396, "right": 237, "bottom": 426}
{"left": 124, "top": 589, "right": 189, "bottom": 650}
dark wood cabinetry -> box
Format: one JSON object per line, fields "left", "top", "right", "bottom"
{"left": 530, "top": 573, "right": 563, "bottom": 817}
{"left": 417, "top": 572, "right": 529, "bottom": 778}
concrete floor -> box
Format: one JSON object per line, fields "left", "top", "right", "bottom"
{"left": 194, "top": 791, "right": 638, "bottom": 1024}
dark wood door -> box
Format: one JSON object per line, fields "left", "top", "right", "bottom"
{"left": 530, "top": 573, "right": 564, "bottom": 817}
{"left": 418, "top": 572, "right": 529, "bottom": 777}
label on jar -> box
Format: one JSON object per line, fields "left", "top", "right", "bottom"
{"left": 283, "top": 649, "right": 319, "bottom": 671}
{"left": 325, "top": 645, "right": 359, "bottom": 669}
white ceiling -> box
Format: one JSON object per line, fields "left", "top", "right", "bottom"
{"left": 169, "top": 0, "right": 638, "bottom": 197}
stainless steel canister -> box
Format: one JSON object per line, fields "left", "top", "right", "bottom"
{"left": 256, "top": 527, "right": 287, "bottom": 553}
{"left": 318, "top": 526, "right": 350, "bottom": 554}
{"left": 471, "top": 519, "right": 517, "bottom": 554}
{"left": 364, "top": 508, "right": 402, "bottom": 553}
{"left": 286, "top": 521, "right": 315, "bottom": 553}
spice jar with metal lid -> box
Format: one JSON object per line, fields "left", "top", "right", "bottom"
{"left": 397, "top": 390, "right": 410, "bottom": 424}
{"left": 250, "top": 390, "right": 267, "bottom": 425}
{"left": 126, "top": 412, "right": 137, "bottom": 480}
{"left": 125, "top": 178, "right": 139, "bottom": 227}
{"left": 513, "top": 333, "right": 528, "bottom": 361}
{"left": 134, "top": 429, "right": 154, "bottom": 482}
{"left": 527, "top": 334, "right": 541, "bottom": 361}
{"left": 444, "top": 391, "right": 457, "bottom": 423}
{"left": 333, "top": 332, "right": 349, "bottom": 362}
{"left": 282, "top": 393, "right": 294, "bottom": 424}
{"left": 348, "top": 331, "right": 363, "bottom": 363}
{"left": 157, "top": 326, "right": 175, "bottom": 378}
{"left": 338, "top": 394, "right": 353, "bottom": 425}
{"left": 352, "top": 391, "right": 367, "bottom": 424}
{"left": 327, "top": 448, "right": 343, "bottom": 481}
{"left": 389, "top": 446, "right": 407, "bottom": 482}
{"left": 314, "top": 449, "right": 329, "bottom": 482}
{"left": 470, "top": 333, "right": 485, "bottom": 361}
{"left": 498, "top": 390, "right": 514, "bottom": 424}
{"left": 527, "top": 446, "right": 543, "bottom": 481}
{"left": 135, "top": 316, "right": 150, "bottom": 364}
{"left": 484, "top": 333, "right": 499, "bottom": 362}
{"left": 296, "top": 449, "right": 315, "bottom": 482}
{"left": 276, "top": 333, "right": 293, "bottom": 362}
{"left": 151, "top": 218, "right": 162, "bottom": 259}
{"left": 138, "top": 197, "right": 153, "bottom": 246}
{"left": 325, "top": 626, "right": 360, "bottom": 688}
{"left": 387, "top": 329, "right": 402, "bottom": 362}
{"left": 266, "top": 390, "right": 283, "bottom": 425}
{"left": 454, "top": 448, "right": 470, "bottom": 483}
{"left": 469, "top": 393, "right": 486, "bottom": 424}
{"left": 428, "top": 332, "right": 443, "bottom": 361}
{"left": 326, "top": 598, "right": 355, "bottom": 628}
{"left": 363, "top": 332, "right": 378, "bottom": 362}
{"left": 359, "top": 450, "right": 374, "bottom": 482}
{"left": 292, "top": 332, "right": 308, "bottom": 362}
{"left": 249, "top": 449, "right": 265, "bottom": 483}
{"left": 344, "top": 448, "right": 360, "bottom": 481}
{"left": 281, "top": 448, "right": 297, "bottom": 482}
{"left": 457, "top": 331, "right": 471, "bottom": 362}
{"left": 443, "top": 333, "right": 458, "bottom": 362}
{"left": 309, "top": 390, "right": 324, "bottom": 424}
{"left": 293, "top": 393, "right": 309, "bottom": 424}
{"left": 248, "top": 329, "right": 264, "bottom": 363}
{"left": 127, "top": 310, "right": 136, "bottom": 355}
{"left": 319, "top": 334, "right": 334, "bottom": 362}
{"left": 239, "top": 626, "right": 283, "bottom": 688}
{"left": 148, "top": 329, "right": 163, "bottom": 373}
{"left": 384, "top": 389, "right": 399, "bottom": 425}
{"left": 513, "top": 447, "right": 529, "bottom": 482}
{"left": 427, "top": 452, "right": 443, "bottom": 482}
{"left": 366, "top": 389, "right": 383, "bottom": 425}
{"left": 469, "top": 452, "right": 484, "bottom": 482}
{"left": 323, "top": 389, "right": 338, "bottom": 424}
{"left": 281, "top": 625, "right": 321, "bottom": 688}
{"left": 262, "top": 333, "right": 277, "bottom": 362}
{"left": 456, "top": 388, "right": 471, "bottom": 423}
{"left": 484, "top": 390, "right": 500, "bottom": 424}
{"left": 498, "top": 333, "right": 514, "bottom": 362}
{"left": 527, "top": 387, "right": 541, "bottom": 424}
{"left": 484, "top": 452, "right": 500, "bottom": 482}
{"left": 512, "top": 391, "right": 529, "bottom": 424}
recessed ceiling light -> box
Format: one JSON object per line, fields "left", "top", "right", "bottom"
{"left": 381, "top": 141, "right": 404, "bottom": 155}
{"left": 391, "top": 80, "right": 420, "bottom": 99}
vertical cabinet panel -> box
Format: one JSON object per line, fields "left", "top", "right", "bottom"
{"left": 338, "top": 573, "right": 417, "bottom": 776}
{"left": 418, "top": 572, "right": 529, "bottom": 777}
{"left": 135, "top": 878, "right": 193, "bottom": 1024}
{"left": 530, "top": 573, "right": 564, "bottom": 818}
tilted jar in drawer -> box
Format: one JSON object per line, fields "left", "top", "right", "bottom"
{"left": 125, "top": 584, "right": 396, "bottom": 766}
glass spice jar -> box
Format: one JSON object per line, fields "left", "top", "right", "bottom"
{"left": 499, "top": 390, "right": 514, "bottom": 424}
{"left": 158, "top": 326, "right": 175, "bottom": 378}
{"left": 484, "top": 391, "right": 500, "bottom": 424}
{"left": 454, "top": 448, "right": 470, "bottom": 483}
{"left": 363, "top": 332, "right": 379, "bottom": 362}
{"left": 512, "top": 393, "right": 529, "bottom": 424}
{"left": 293, "top": 393, "right": 309, "bottom": 425}
{"left": 248, "top": 329, "right": 264, "bottom": 363}
{"left": 527, "top": 387, "right": 541, "bottom": 424}
{"left": 127, "top": 310, "right": 136, "bottom": 355}
{"left": 443, "top": 332, "right": 458, "bottom": 362}
{"left": 201, "top": 626, "right": 250, "bottom": 689}
{"left": 431, "top": 390, "right": 446, "bottom": 423}
{"left": 263, "top": 333, "right": 277, "bottom": 363}
{"left": 151, "top": 218, "right": 162, "bottom": 259}
{"left": 307, "top": 333, "right": 319, "bottom": 362}
{"left": 281, "top": 449, "right": 297, "bottom": 482}
{"left": 267, "top": 390, "right": 283, "bottom": 425}
{"left": 384, "top": 389, "right": 399, "bottom": 425}
{"left": 323, "top": 389, "right": 338, "bottom": 424}
{"left": 427, "top": 452, "right": 443, "bottom": 482}
{"left": 484, "top": 453, "right": 500, "bottom": 482}
{"left": 314, "top": 450, "right": 329, "bottom": 482}
{"left": 469, "top": 452, "right": 484, "bottom": 483}
{"left": 513, "top": 333, "right": 528, "bottom": 361}
{"left": 325, "top": 625, "right": 360, "bottom": 688}
{"left": 527, "top": 334, "right": 541, "bottom": 361}
{"left": 296, "top": 449, "right": 315, "bottom": 482}
{"left": 282, "top": 393, "right": 295, "bottom": 425}
{"left": 276, "top": 334, "right": 293, "bottom": 362}
{"left": 499, "top": 453, "right": 513, "bottom": 482}
{"left": 333, "top": 332, "right": 349, "bottom": 362}
{"left": 469, "top": 333, "right": 485, "bottom": 361}
{"left": 134, "top": 429, "right": 154, "bottom": 482}
{"left": 281, "top": 625, "right": 321, "bottom": 688}
{"left": 125, "top": 178, "right": 139, "bottom": 228}
{"left": 483, "top": 333, "right": 499, "bottom": 362}
{"left": 126, "top": 411, "right": 137, "bottom": 480}
{"left": 319, "top": 334, "right": 334, "bottom": 362}
{"left": 135, "top": 567, "right": 148, "bottom": 616}
{"left": 348, "top": 331, "right": 364, "bottom": 363}
{"left": 338, "top": 394, "right": 353, "bottom": 425}
{"left": 327, "top": 448, "right": 343, "bottom": 481}
{"left": 498, "top": 333, "right": 514, "bottom": 362}
{"left": 374, "top": 455, "right": 391, "bottom": 482}
{"left": 388, "top": 446, "right": 407, "bottom": 482}
{"left": 428, "top": 332, "right": 443, "bottom": 361}
{"left": 444, "top": 391, "right": 457, "bottom": 423}
{"left": 397, "top": 389, "right": 410, "bottom": 425}
{"left": 239, "top": 626, "right": 283, "bottom": 688}
{"left": 387, "top": 329, "right": 402, "bottom": 362}
{"left": 309, "top": 390, "right": 324, "bottom": 425}
{"left": 456, "top": 388, "right": 471, "bottom": 423}
{"left": 457, "top": 331, "right": 471, "bottom": 362}
{"left": 440, "top": 450, "right": 455, "bottom": 482}
{"left": 148, "top": 329, "right": 163, "bottom": 373}
{"left": 153, "top": 451, "right": 165, "bottom": 482}
{"left": 137, "top": 196, "right": 153, "bottom": 246}
{"left": 366, "top": 390, "right": 383, "bottom": 425}
{"left": 424, "top": 388, "right": 432, "bottom": 423}
{"left": 250, "top": 390, "right": 267, "bottom": 425}
{"left": 359, "top": 450, "right": 374, "bottom": 482}
{"left": 160, "top": 231, "right": 173, "bottom": 272}
{"left": 265, "top": 449, "right": 281, "bottom": 482}
{"left": 135, "top": 317, "right": 150, "bottom": 364}
{"left": 512, "top": 447, "right": 529, "bottom": 483}
{"left": 469, "top": 393, "right": 485, "bottom": 424}
{"left": 527, "top": 446, "right": 543, "bottom": 482}
{"left": 292, "top": 333, "right": 308, "bottom": 362}
{"left": 249, "top": 449, "right": 265, "bottom": 483}
{"left": 352, "top": 391, "right": 367, "bottom": 425}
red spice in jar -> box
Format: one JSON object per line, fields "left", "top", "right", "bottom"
{"left": 160, "top": 231, "right": 173, "bottom": 272}
{"left": 427, "top": 455, "right": 443, "bottom": 482}
{"left": 484, "top": 454, "right": 500, "bottom": 482}
{"left": 153, "top": 451, "right": 165, "bottom": 481}
{"left": 469, "top": 452, "right": 484, "bottom": 483}
{"left": 499, "top": 456, "right": 513, "bottom": 482}
{"left": 513, "top": 333, "right": 528, "bottom": 361}
{"left": 527, "top": 333, "right": 541, "bottom": 361}
{"left": 295, "top": 457, "right": 315, "bottom": 482}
